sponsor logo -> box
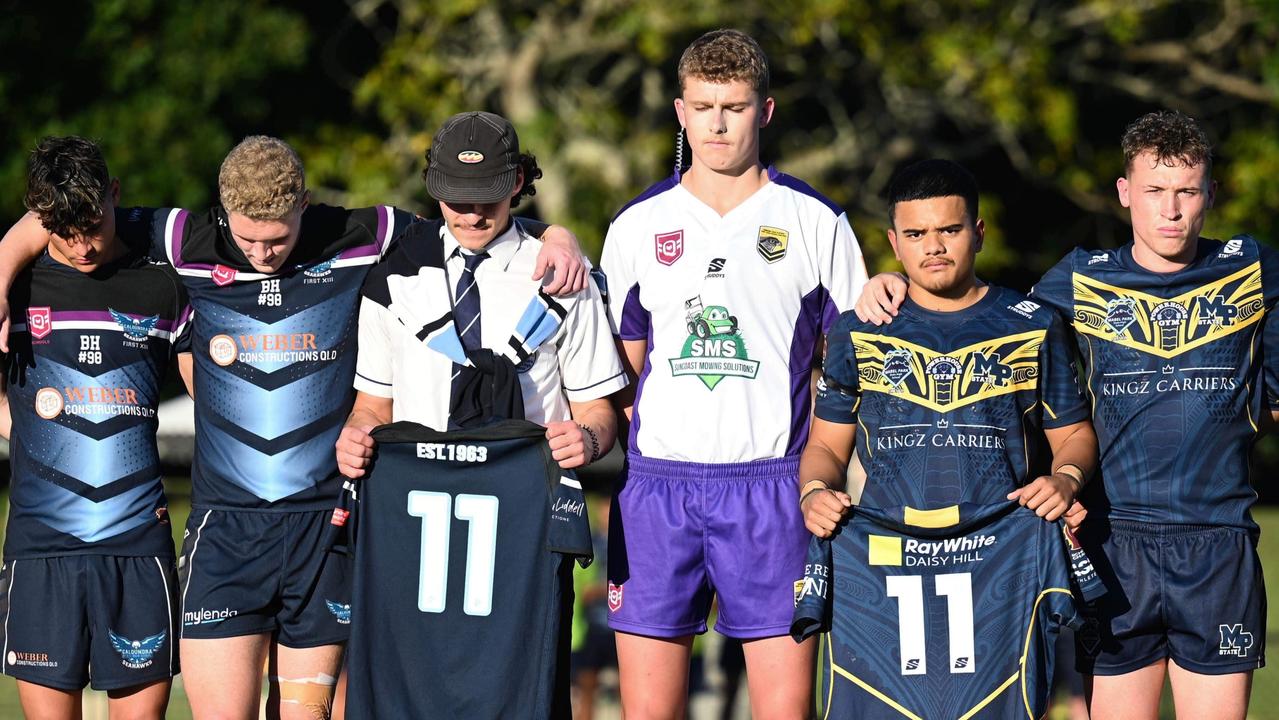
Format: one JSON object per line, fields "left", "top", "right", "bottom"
{"left": 881, "top": 349, "right": 913, "bottom": 388}
{"left": 109, "top": 629, "right": 166, "bottom": 669}
{"left": 330, "top": 508, "right": 350, "bottom": 527}
{"left": 1194, "top": 295, "right": 1239, "bottom": 326}
{"left": 109, "top": 308, "right": 160, "bottom": 343}
{"left": 27, "top": 307, "right": 52, "bottom": 340}
{"left": 183, "top": 607, "right": 239, "bottom": 627}
{"left": 756, "top": 226, "right": 788, "bottom": 263}
{"left": 35, "top": 387, "right": 64, "bottom": 419}
{"left": 457, "top": 150, "right": 484, "bottom": 164}
{"left": 1103, "top": 297, "right": 1137, "bottom": 337}
{"left": 904, "top": 658, "right": 921, "bottom": 671}
{"left": 209, "top": 334, "right": 237, "bottom": 367}
{"left": 1087, "top": 252, "right": 1110, "bottom": 265}
{"left": 795, "top": 561, "right": 830, "bottom": 605}
{"left": 654, "top": 230, "right": 684, "bottom": 266}
{"left": 1008, "top": 300, "right": 1040, "bottom": 318}
{"left": 669, "top": 295, "right": 760, "bottom": 390}
{"left": 7, "top": 650, "right": 57, "bottom": 668}
{"left": 551, "top": 497, "right": 586, "bottom": 518}
{"left": 211, "top": 265, "right": 237, "bottom": 287}
{"left": 870, "top": 532, "right": 996, "bottom": 567}
{"left": 326, "top": 600, "right": 352, "bottom": 625}
{"left": 35, "top": 386, "right": 150, "bottom": 420}
{"left": 1219, "top": 624, "right": 1254, "bottom": 657}
{"left": 1219, "top": 238, "right": 1244, "bottom": 258}
{"left": 607, "top": 582, "right": 623, "bottom": 612}
{"left": 705, "top": 257, "right": 727, "bottom": 279}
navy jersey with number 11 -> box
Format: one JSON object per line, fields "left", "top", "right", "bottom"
{"left": 792, "top": 502, "right": 1102, "bottom": 720}
{"left": 344, "top": 420, "right": 592, "bottom": 719}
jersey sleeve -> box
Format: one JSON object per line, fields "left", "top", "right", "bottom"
{"left": 815, "top": 313, "right": 862, "bottom": 424}
{"left": 1038, "top": 311, "right": 1088, "bottom": 428}
{"left": 378, "top": 207, "right": 419, "bottom": 259}
{"left": 599, "top": 220, "right": 646, "bottom": 341}
{"left": 555, "top": 280, "right": 628, "bottom": 403}
{"left": 547, "top": 472, "right": 593, "bottom": 567}
{"left": 790, "top": 535, "right": 833, "bottom": 641}
{"left": 819, "top": 213, "right": 870, "bottom": 330}
{"left": 1028, "top": 251, "right": 1075, "bottom": 317}
{"left": 1255, "top": 240, "right": 1279, "bottom": 409}
{"left": 353, "top": 296, "right": 397, "bottom": 398}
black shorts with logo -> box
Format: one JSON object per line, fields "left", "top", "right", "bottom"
{"left": 178, "top": 508, "right": 351, "bottom": 647}
{"left": 1075, "top": 520, "right": 1266, "bottom": 675}
{"left": 0, "top": 555, "right": 179, "bottom": 690}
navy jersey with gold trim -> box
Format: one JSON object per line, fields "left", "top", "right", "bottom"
{"left": 1030, "top": 237, "right": 1279, "bottom": 529}
{"left": 117, "top": 204, "right": 416, "bottom": 511}
{"left": 4, "top": 250, "right": 191, "bottom": 558}
{"left": 816, "top": 286, "right": 1088, "bottom": 508}
{"left": 791, "top": 502, "right": 1103, "bottom": 720}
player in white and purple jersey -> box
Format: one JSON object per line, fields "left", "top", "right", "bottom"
{"left": 599, "top": 30, "right": 868, "bottom": 719}
{"left": 0, "top": 135, "right": 588, "bottom": 719}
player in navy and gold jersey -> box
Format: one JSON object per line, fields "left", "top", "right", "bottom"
{"left": 0, "top": 137, "right": 191, "bottom": 719}
{"left": 0, "top": 135, "right": 588, "bottom": 719}
{"left": 801, "top": 159, "right": 1096, "bottom": 534}
{"left": 854, "top": 113, "right": 1275, "bottom": 719}
{"left": 792, "top": 502, "right": 1103, "bottom": 719}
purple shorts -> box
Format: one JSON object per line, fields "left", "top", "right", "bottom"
{"left": 606, "top": 453, "right": 807, "bottom": 639}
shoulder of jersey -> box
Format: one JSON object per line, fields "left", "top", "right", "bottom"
{"left": 1066, "top": 246, "right": 1121, "bottom": 273}
{"left": 610, "top": 176, "right": 680, "bottom": 224}
{"left": 371, "top": 218, "right": 445, "bottom": 280}
{"left": 991, "top": 285, "right": 1056, "bottom": 326}
{"left": 770, "top": 171, "right": 845, "bottom": 218}
{"left": 1205, "top": 234, "right": 1263, "bottom": 264}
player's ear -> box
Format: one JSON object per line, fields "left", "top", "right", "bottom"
{"left": 1116, "top": 176, "right": 1131, "bottom": 208}
{"left": 759, "top": 96, "right": 775, "bottom": 128}
{"left": 674, "top": 97, "right": 687, "bottom": 129}
{"left": 107, "top": 177, "right": 121, "bottom": 205}
{"left": 973, "top": 218, "right": 985, "bottom": 253}
{"left": 887, "top": 228, "right": 902, "bottom": 261}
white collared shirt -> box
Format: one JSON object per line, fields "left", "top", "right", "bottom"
{"left": 355, "top": 220, "right": 627, "bottom": 429}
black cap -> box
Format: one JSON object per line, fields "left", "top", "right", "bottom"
{"left": 425, "top": 112, "right": 520, "bottom": 204}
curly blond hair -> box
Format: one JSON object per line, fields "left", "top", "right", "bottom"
{"left": 677, "top": 29, "right": 769, "bottom": 97}
{"left": 218, "top": 136, "right": 307, "bottom": 220}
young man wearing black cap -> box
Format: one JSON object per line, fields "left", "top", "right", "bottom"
{"left": 334, "top": 112, "right": 624, "bottom": 717}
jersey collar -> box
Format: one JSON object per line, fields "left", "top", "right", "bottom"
{"left": 440, "top": 219, "right": 526, "bottom": 272}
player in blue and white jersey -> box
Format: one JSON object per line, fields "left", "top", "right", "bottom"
{"left": 854, "top": 112, "right": 1278, "bottom": 719}
{"left": 800, "top": 160, "right": 1096, "bottom": 536}
{"left": 0, "top": 135, "right": 588, "bottom": 719}
{"left": 0, "top": 137, "right": 191, "bottom": 719}
{"left": 598, "top": 30, "right": 868, "bottom": 719}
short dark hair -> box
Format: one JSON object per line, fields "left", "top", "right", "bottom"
{"left": 678, "top": 29, "right": 770, "bottom": 97}
{"left": 1121, "top": 111, "right": 1212, "bottom": 175}
{"left": 24, "top": 136, "right": 112, "bottom": 238}
{"left": 887, "top": 159, "right": 979, "bottom": 226}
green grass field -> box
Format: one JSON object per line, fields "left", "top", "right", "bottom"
{"left": 0, "top": 484, "right": 1275, "bottom": 719}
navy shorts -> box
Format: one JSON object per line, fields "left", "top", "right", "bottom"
{"left": 1075, "top": 520, "right": 1266, "bottom": 676}
{"left": 179, "top": 509, "right": 351, "bottom": 647}
{"left": 607, "top": 454, "right": 808, "bottom": 639}
{"left": 0, "top": 555, "right": 179, "bottom": 691}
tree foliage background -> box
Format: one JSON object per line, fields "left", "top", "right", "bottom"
{"left": 4, "top": 0, "right": 1279, "bottom": 487}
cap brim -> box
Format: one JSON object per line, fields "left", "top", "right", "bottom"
{"left": 426, "top": 167, "right": 519, "bottom": 204}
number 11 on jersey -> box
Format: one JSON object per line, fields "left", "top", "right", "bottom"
{"left": 407, "top": 491, "right": 500, "bottom": 617}
{"left": 885, "top": 572, "right": 976, "bottom": 676}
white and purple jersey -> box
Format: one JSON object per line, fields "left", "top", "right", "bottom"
{"left": 599, "top": 168, "right": 868, "bottom": 462}
{"left": 123, "top": 204, "right": 415, "bottom": 511}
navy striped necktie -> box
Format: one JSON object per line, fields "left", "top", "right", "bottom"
{"left": 454, "top": 251, "right": 489, "bottom": 354}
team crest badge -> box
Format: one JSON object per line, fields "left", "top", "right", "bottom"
{"left": 756, "top": 226, "right": 788, "bottom": 263}
{"left": 211, "top": 264, "right": 237, "bottom": 287}
{"left": 881, "top": 348, "right": 913, "bottom": 388}
{"left": 607, "top": 582, "right": 624, "bottom": 612}
{"left": 109, "top": 629, "right": 166, "bottom": 669}
{"left": 26, "top": 307, "right": 51, "bottom": 340}
{"left": 655, "top": 230, "right": 684, "bottom": 266}
{"left": 304, "top": 254, "right": 338, "bottom": 278}
{"left": 109, "top": 308, "right": 160, "bottom": 342}
{"left": 1103, "top": 297, "right": 1137, "bottom": 337}
{"left": 326, "top": 600, "right": 352, "bottom": 625}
